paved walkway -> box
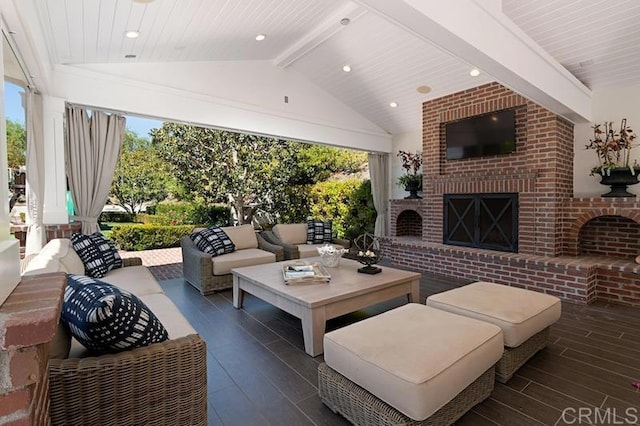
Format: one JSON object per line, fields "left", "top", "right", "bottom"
{"left": 119, "top": 247, "right": 183, "bottom": 281}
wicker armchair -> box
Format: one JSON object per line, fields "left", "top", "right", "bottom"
{"left": 49, "top": 334, "right": 207, "bottom": 426}
{"left": 181, "top": 231, "right": 283, "bottom": 295}
{"left": 261, "top": 224, "right": 350, "bottom": 260}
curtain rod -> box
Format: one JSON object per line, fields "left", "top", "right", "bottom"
{"left": 2, "top": 26, "right": 37, "bottom": 91}
{"left": 65, "top": 102, "right": 132, "bottom": 117}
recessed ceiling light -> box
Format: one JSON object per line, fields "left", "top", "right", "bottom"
{"left": 416, "top": 85, "right": 431, "bottom": 94}
{"left": 124, "top": 30, "right": 139, "bottom": 39}
{"left": 340, "top": 18, "right": 350, "bottom": 25}
{"left": 255, "top": 34, "right": 266, "bottom": 41}
{"left": 125, "top": 54, "right": 137, "bottom": 59}
{"left": 469, "top": 68, "right": 480, "bottom": 77}
{"left": 342, "top": 64, "right": 352, "bottom": 73}
{"left": 389, "top": 102, "right": 398, "bottom": 108}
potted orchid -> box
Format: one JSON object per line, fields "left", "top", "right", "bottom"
{"left": 397, "top": 150, "right": 422, "bottom": 199}
{"left": 586, "top": 119, "right": 640, "bottom": 197}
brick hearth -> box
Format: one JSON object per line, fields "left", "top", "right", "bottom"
{"left": 384, "top": 82, "right": 640, "bottom": 307}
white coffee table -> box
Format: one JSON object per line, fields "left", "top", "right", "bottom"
{"left": 232, "top": 257, "right": 421, "bottom": 356}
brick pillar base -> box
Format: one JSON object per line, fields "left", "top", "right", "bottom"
{"left": 0, "top": 273, "right": 66, "bottom": 425}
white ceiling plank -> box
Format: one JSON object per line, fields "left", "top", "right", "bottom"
{"left": 107, "top": 0, "right": 134, "bottom": 62}
{"left": 356, "top": 0, "right": 592, "bottom": 123}
{"left": 274, "top": 3, "right": 365, "bottom": 68}
{"left": 82, "top": 0, "right": 101, "bottom": 63}
{"left": 62, "top": 0, "right": 85, "bottom": 64}
{"left": 41, "top": 0, "right": 68, "bottom": 63}
{"left": 94, "top": 0, "right": 118, "bottom": 63}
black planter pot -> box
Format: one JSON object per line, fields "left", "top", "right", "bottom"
{"left": 403, "top": 180, "right": 422, "bottom": 199}
{"left": 598, "top": 167, "right": 640, "bottom": 197}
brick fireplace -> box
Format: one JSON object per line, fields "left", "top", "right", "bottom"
{"left": 385, "top": 82, "right": 640, "bottom": 307}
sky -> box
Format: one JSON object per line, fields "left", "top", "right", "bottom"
{"left": 4, "top": 81, "right": 163, "bottom": 138}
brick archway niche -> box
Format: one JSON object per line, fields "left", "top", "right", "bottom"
{"left": 383, "top": 82, "right": 640, "bottom": 307}
{"left": 390, "top": 200, "right": 423, "bottom": 238}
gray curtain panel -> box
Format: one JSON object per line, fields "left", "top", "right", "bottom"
{"left": 25, "top": 91, "right": 46, "bottom": 255}
{"left": 368, "top": 152, "right": 389, "bottom": 237}
{"left": 65, "top": 106, "right": 125, "bottom": 234}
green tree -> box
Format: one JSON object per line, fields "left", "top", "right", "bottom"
{"left": 308, "top": 178, "right": 362, "bottom": 238}
{"left": 273, "top": 145, "right": 367, "bottom": 223}
{"left": 293, "top": 144, "right": 367, "bottom": 184}
{"left": 6, "top": 119, "right": 25, "bottom": 168}
{"left": 110, "top": 130, "right": 170, "bottom": 214}
{"left": 152, "top": 123, "right": 300, "bottom": 224}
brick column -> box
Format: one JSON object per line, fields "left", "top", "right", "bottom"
{"left": 0, "top": 273, "right": 66, "bottom": 426}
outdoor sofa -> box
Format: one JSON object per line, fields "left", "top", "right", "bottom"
{"left": 22, "top": 238, "right": 207, "bottom": 426}
{"left": 181, "top": 224, "right": 284, "bottom": 294}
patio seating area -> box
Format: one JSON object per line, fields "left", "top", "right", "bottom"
{"left": 141, "top": 247, "right": 640, "bottom": 425}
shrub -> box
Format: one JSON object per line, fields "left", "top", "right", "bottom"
{"left": 343, "top": 180, "right": 376, "bottom": 240}
{"left": 134, "top": 213, "right": 173, "bottom": 225}
{"left": 308, "top": 178, "right": 361, "bottom": 238}
{"left": 155, "top": 201, "right": 231, "bottom": 226}
{"left": 99, "top": 211, "right": 136, "bottom": 223}
{"left": 190, "top": 203, "right": 231, "bottom": 227}
{"left": 110, "top": 224, "right": 195, "bottom": 251}
{"left": 268, "top": 185, "right": 311, "bottom": 225}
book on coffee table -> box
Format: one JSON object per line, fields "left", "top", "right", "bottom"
{"left": 282, "top": 262, "right": 331, "bottom": 285}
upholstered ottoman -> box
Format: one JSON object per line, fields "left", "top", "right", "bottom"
{"left": 319, "top": 304, "right": 503, "bottom": 425}
{"left": 426, "top": 281, "right": 561, "bottom": 383}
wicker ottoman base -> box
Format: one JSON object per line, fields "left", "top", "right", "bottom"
{"left": 496, "top": 327, "right": 549, "bottom": 383}
{"left": 318, "top": 363, "right": 494, "bottom": 426}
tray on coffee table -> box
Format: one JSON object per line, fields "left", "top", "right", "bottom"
{"left": 282, "top": 261, "right": 331, "bottom": 285}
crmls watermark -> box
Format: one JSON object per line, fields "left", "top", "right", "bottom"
{"left": 561, "top": 407, "right": 639, "bottom": 425}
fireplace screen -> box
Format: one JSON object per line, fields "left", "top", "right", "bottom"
{"left": 444, "top": 193, "right": 518, "bottom": 252}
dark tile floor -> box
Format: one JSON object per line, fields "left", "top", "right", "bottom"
{"left": 159, "top": 265, "right": 640, "bottom": 426}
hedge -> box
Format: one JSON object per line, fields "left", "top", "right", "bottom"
{"left": 155, "top": 201, "right": 231, "bottom": 226}
{"left": 99, "top": 211, "right": 136, "bottom": 223}
{"left": 134, "top": 213, "right": 173, "bottom": 225}
{"left": 110, "top": 224, "right": 195, "bottom": 251}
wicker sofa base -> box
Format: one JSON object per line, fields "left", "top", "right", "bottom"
{"left": 185, "top": 271, "right": 234, "bottom": 295}
{"left": 318, "top": 363, "right": 494, "bottom": 426}
{"left": 49, "top": 334, "right": 207, "bottom": 426}
{"left": 496, "top": 327, "right": 549, "bottom": 383}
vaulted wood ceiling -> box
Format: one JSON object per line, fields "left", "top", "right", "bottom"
{"left": 28, "top": 0, "right": 640, "bottom": 134}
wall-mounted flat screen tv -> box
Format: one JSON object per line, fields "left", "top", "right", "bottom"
{"left": 445, "top": 109, "right": 516, "bottom": 160}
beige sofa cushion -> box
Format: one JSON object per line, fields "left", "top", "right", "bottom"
{"left": 212, "top": 248, "right": 275, "bottom": 275}
{"left": 324, "top": 304, "right": 503, "bottom": 421}
{"left": 99, "top": 265, "right": 164, "bottom": 296}
{"left": 426, "top": 281, "right": 561, "bottom": 347}
{"left": 49, "top": 323, "right": 71, "bottom": 359}
{"left": 272, "top": 223, "right": 307, "bottom": 245}
{"left": 22, "top": 238, "right": 85, "bottom": 275}
{"left": 297, "top": 243, "right": 345, "bottom": 259}
{"left": 139, "top": 293, "right": 197, "bottom": 339}
{"left": 222, "top": 224, "right": 258, "bottom": 250}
